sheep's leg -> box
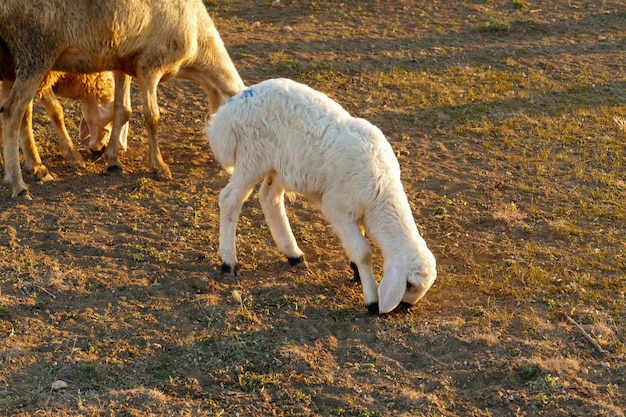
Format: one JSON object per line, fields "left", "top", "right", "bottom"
{"left": 324, "top": 214, "right": 379, "bottom": 316}
{"left": 0, "top": 108, "right": 28, "bottom": 198}
{"left": 258, "top": 175, "right": 308, "bottom": 268}
{"left": 183, "top": 50, "right": 245, "bottom": 114}
{"left": 19, "top": 101, "right": 54, "bottom": 182}
{"left": 0, "top": 77, "right": 39, "bottom": 198}
{"left": 218, "top": 175, "right": 257, "bottom": 277}
{"left": 39, "top": 87, "right": 86, "bottom": 169}
{"left": 206, "top": 87, "right": 224, "bottom": 115}
{"left": 136, "top": 71, "right": 171, "bottom": 180}
{"left": 204, "top": 80, "right": 241, "bottom": 114}
{"left": 104, "top": 72, "right": 132, "bottom": 173}
{"left": 0, "top": 80, "right": 8, "bottom": 152}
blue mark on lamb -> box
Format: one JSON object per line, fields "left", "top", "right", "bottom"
{"left": 230, "top": 87, "right": 254, "bottom": 102}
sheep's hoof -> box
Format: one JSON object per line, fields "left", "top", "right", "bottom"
{"left": 106, "top": 165, "right": 124, "bottom": 176}
{"left": 349, "top": 262, "right": 361, "bottom": 283}
{"left": 221, "top": 262, "right": 240, "bottom": 277}
{"left": 155, "top": 165, "right": 172, "bottom": 181}
{"left": 68, "top": 154, "right": 86, "bottom": 170}
{"left": 25, "top": 164, "right": 54, "bottom": 182}
{"left": 90, "top": 148, "right": 105, "bottom": 157}
{"left": 287, "top": 255, "right": 308, "bottom": 269}
{"left": 37, "top": 171, "right": 55, "bottom": 183}
{"left": 70, "top": 160, "right": 87, "bottom": 170}
{"left": 366, "top": 302, "right": 380, "bottom": 317}
{"left": 15, "top": 188, "right": 33, "bottom": 200}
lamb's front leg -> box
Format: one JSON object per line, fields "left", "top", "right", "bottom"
{"left": 218, "top": 176, "right": 256, "bottom": 277}
{"left": 39, "top": 88, "right": 85, "bottom": 169}
{"left": 258, "top": 175, "right": 308, "bottom": 269}
{"left": 104, "top": 72, "right": 132, "bottom": 174}
{"left": 349, "top": 223, "right": 367, "bottom": 283}
{"left": 325, "top": 214, "right": 379, "bottom": 315}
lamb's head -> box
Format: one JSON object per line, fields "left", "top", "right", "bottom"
{"left": 377, "top": 247, "right": 437, "bottom": 314}
{"left": 79, "top": 101, "right": 128, "bottom": 154}
{"left": 79, "top": 100, "right": 113, "bottom": 153}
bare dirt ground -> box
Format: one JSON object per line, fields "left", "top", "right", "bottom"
{"left": 1, "top": 1, "right": 625, "bottom": 416}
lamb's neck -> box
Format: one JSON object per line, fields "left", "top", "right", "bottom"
{"left": 366, "top": 200, "right": 426, "bottom": 264}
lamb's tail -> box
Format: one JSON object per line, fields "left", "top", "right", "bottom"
{"left": 205, "top": 109, "right": 238, "bottom": 174}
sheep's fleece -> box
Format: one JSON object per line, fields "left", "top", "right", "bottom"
{"left": 206, "top": 78, "right": 437, "bottom": 314}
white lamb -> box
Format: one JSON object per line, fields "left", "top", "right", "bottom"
{"left": 205, "top": 78, "right": 437, "bottom": 315}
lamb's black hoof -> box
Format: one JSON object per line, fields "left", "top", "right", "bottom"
{"left": 366, "top": 302, "right": 380, "bottom": 317}
{"left": 287, "top": 255, "right": 308, "bottom": 269}
{"left": 350, "top": 262, "right": 361, "bottom": 283}
{"left": 91, "top": 148, "right": 106, "bottom": 156}
{"left": 106, "top": 165, "right": 123, "bottom": 175}
{"left": 221, "top": 262, "right": 240, "bottom": 277}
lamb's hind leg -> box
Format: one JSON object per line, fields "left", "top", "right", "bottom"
{"left": 218, "top": 173, "right": 258, "bottom": 277}
{"left": 258, "top": 175, "right": 308, "bottom": 269}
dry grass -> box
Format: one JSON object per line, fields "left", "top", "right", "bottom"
{"left": 1, "top": 0, "right": 625, "bottom": 416}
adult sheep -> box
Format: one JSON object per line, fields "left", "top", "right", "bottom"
{"left": 206, "top": 78, "right": 437, "bottom": 315}
{"left": 0, "top": 70, "right": 130, "bottom": 179}
{"left": 1, "top": 41, "right": 128, "bottom": 180}
{"left": 0, "top": 0, "right": 244, "bottom": 198}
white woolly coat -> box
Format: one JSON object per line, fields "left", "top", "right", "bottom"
{"left": 209, "top": 79, "right": 399, "bottom": 205}
{"left": 207, "top": 78, "right": 436, "bottom": 313}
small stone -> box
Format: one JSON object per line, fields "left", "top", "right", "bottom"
{"left": 282, "top": 25, "right": 293, "bottom": 32}
{"left": 251, "top": 21, "right": 261, "bottom": 28}
{"left": 51, "top": 380, "right": 68, "bottom": 391}
{"left": 232, "top": 290, "right": 243, "bottom": 305}
{"left": 271, "top": 0, "right": 281, "bottom": 6}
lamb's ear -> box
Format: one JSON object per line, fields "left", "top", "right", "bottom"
{"left": 118, "top": 121, "right": 129, "bottom": 151}
{"left": 79, "top": 117, "right": 90, "bottom": 140}
{"left": 378, "top": 265, "right": 406, "bottom": 314}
